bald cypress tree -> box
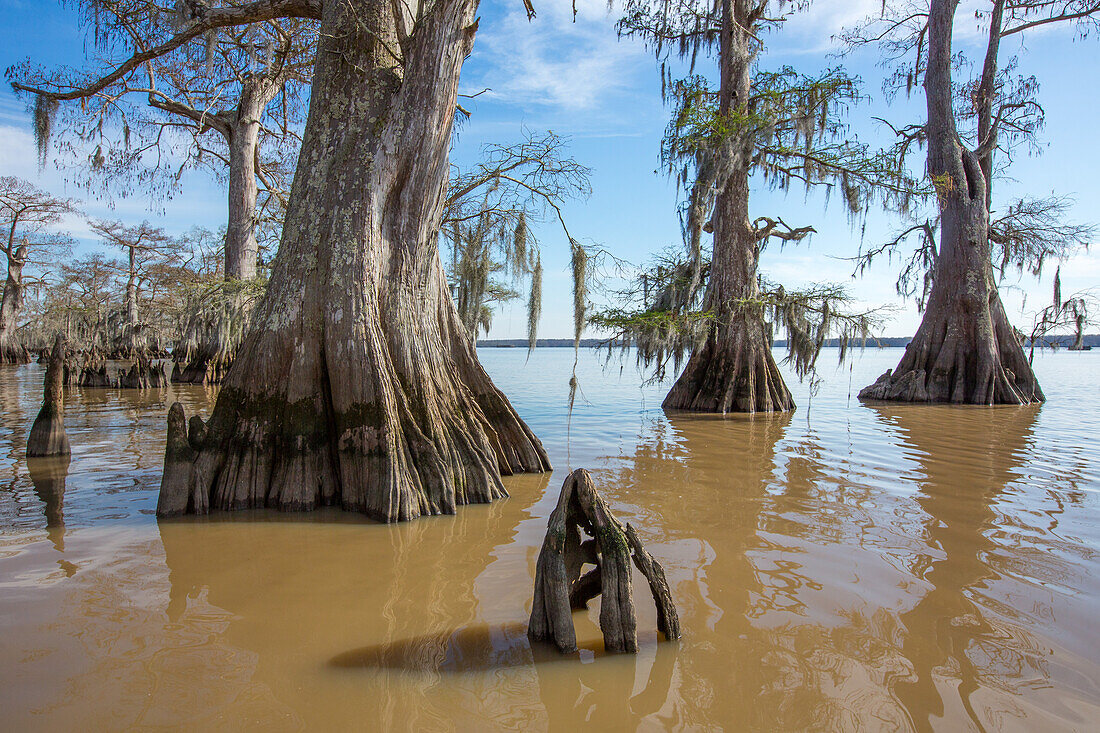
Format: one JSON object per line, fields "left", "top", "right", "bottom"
{"left": 14, "top": 0, "right": 552, "bottom": 520}
{"left": 608, "top": 0, "right": 917, "bottom": 412}
{"left": 847, "top": 0, "right": 1099, "bottom": 404}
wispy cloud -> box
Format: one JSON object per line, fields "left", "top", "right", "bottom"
{"left": 464, "top": 0, "right": 652, "bottom": 114}
{"left": 0, "top": 117, "right": 226, "bottom": 247}
{"left": 764, "top": 0, "right": 885, "bottom": 56}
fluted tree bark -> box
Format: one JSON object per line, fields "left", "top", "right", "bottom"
{"left": 0, "top": 243, "right": 29, "bottom": 364}
{"left": 161, "top": 0, "right": 549, "bottom": 521}
{"left": 223, "top": 77, "right": 272, "bottom": 280}
{"left": 860, "top": 0, "right": 1043, "bottom": 404}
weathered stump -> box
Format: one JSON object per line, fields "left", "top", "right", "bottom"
{"left": 77, "top": 349, "right": 113, "bottom": 388}
{"left": 529, "top": 468, "right": 680, "bottom": 654}
{"left": 157, "top": 402, "right": 207, "bottom": 516}
{"left": 27, "top": 333, "right": 70, "bottom": 457}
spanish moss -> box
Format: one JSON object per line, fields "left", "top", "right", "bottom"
{"left": 33, "top": 96, "right": 58, "bottom": 167}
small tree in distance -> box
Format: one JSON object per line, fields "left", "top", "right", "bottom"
{"left": 0, "top": 177, "right": 75, "bottom": 363}
{"left": 91, "top": 219, "right": 182, "bottom": 358}
{"left": 10, "top": 0, "right": 316, "bottom": 281}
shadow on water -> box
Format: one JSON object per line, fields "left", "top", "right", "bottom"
{"left": 152, "top": 468, "right": 696, "bottom": 729}
{"left": 328, "top": 620, "right": 682, "bottom": 729}
{"left": 328, "top": 620, "right": 679, "bottom": 673}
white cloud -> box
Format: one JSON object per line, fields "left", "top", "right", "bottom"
{"left": 768, "top": 0, "right": 885, "bottom": 54}
{"left": 465, "top": 0, "right": 650, "bottom": 112}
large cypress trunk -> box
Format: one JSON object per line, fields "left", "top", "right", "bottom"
{"left": 161, "top": 0, "right": 549, "bottom": 522}
{"left": 663, "top": 0, "right": 793, "bottom": 414}
{"left": 859, "top": 0, "right": 1042, "bottom": 405}
{"left": 0, "top": 243, "right": 29, "bottom": 364}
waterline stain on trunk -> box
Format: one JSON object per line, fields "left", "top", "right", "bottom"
{"left": 159, "top": 0, "right": 548, "bottom": 523}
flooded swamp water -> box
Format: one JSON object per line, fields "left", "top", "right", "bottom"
{"left": 0, "top": 348, "right": 1098, "bottom": 731}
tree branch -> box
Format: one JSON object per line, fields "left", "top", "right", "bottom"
{"left": 11, "top": 0, "right": 322, "bottom": 102}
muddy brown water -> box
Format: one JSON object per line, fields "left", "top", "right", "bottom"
{"left": 1, "top": 349, "right": 1098, "bottom": 731}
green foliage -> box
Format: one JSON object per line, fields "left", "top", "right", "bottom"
{"left": 590, "top": 306, "right": 715, "bottom": 382}
{"left": 661, "top": 69, "right": 923, "bottom": 220}
{"left": 592, "top": 250, "right": 891, "bottom": 383}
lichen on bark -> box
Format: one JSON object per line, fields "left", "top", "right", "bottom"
{"left": 159, "top": 0, "right": 548, "bottom": 523}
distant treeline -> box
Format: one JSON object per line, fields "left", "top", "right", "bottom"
{"left": 478, "top": 335, "right": 1100, "bottom": 349}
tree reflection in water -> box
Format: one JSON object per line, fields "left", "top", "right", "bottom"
{"left": 27, "top": 455, "right": 77, "bottom": 575}
{"left": 870, "top": 404, "right": 1098, "bottom": 731}
{"left": 2, "top": 355, "right": 1097, "bottom": 730}
{"left": 593, "top": 405, "right": 1096, "bottom": 730}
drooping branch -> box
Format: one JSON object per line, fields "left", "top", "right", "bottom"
{"left": 443, "top": 131, "right": 590, "bottom": 342}
{"left": 10, "top": 0, "right": 322, "bottom": 103}
{"left": 1025, "top": 276, "right": 1098, "bottom": 363}
{"left": 990, "top": 195, "right": 1095, "bottom": 277}
{"left": 1001, "top": 0, "right": 1100, "bottom": 36}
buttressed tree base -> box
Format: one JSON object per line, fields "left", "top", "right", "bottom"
{"left": 155, "top": 0, "right": 549, "bottom": 523}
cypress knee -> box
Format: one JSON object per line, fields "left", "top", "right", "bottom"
{"left": 157, "top": 402, "right": 202, "bottom": 517}
{"left": 529, "top": 468, "right": 680, "bottom": 654}
{"left": 27, "top": 333, "right": 70, "bottom": 457}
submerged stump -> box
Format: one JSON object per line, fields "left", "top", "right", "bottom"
{"left": 27, "top": 333, "right": 70, "bottom": 457}
{"left": 529, "top": 468, "right": 680, "bottom": 654}
{"left": 158, "top": 402, "right": 206, "bottom": 516}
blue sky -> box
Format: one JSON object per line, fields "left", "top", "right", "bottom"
{"left": 0, "top": 0, "right": 1097, "bottom": 339}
